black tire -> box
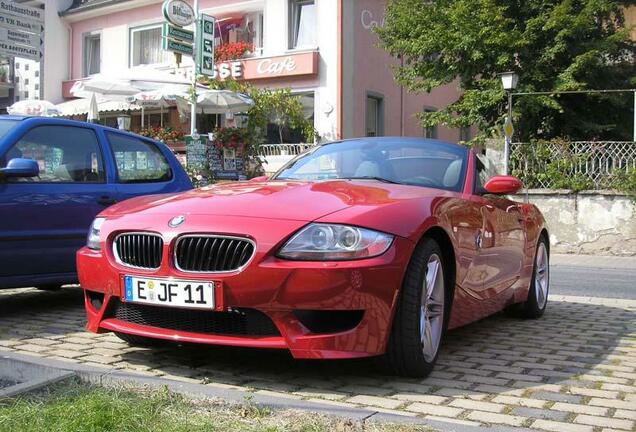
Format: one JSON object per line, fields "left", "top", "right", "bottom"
{"left": 383, "top": 238, "right": 449, "bottom": 377}
{"left": 521, "top": 236, "right": 550, "bottom": 319}
{"left": 36, "top": 285, "right": 62, "bottom": 291}
{"left": 114, "top": 332, "right": 167, "bottom": 347}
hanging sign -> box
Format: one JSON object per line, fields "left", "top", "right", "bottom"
{"left": 163, "top": 38, "right": 193, "bottom": 56}
{"left": 0, "top": 13, "right": 43, "bottom": 34}
{"left": 0, "top": 1, "right": 43, "bottom": 23}
{"left": 0, "top": 27, "right": 40, "bottom": 49}
{"left": 197, "top": 13, "right": 215, "bottom": 77}
{"left": 162, "top": 0, "right": 195, "bottom": 27}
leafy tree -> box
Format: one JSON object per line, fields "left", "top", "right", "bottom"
{"left": 377, "top": 0, "right": 636, "bottom": 143}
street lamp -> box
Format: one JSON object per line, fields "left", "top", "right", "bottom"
{"left": 500, "top": 72, "right": 518, "bottom": 174}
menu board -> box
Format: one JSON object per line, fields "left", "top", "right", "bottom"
{"left": 208, "top": 147, "right": 245, "bottom": 180}
{"left": 185, "top": 136, "right": 208, "bottom": 169}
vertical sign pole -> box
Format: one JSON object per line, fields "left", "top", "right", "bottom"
{"left": 633, "top": 90, "right": 635, "bottom": 143}
{"left": 190, "top": 0, "right": 199, "bottom": 137}
{"left": 503, "top": 92, "right": 513, "bottom": 175}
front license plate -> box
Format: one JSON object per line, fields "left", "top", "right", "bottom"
{"left": 124, "top": 276, "right": 215, "bottom": 309}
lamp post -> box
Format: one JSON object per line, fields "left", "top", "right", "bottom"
{"left": 499, "top": 71, "right": 519, "bottom": 174}
{"left": 190, "top": 0, "right": 199, "bottom": 138}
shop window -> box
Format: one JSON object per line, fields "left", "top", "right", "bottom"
{"left": 289, "top": 0, "right": 316, "bottom": 49}
{"left": 265, "top": 92, "right": 314, "bottom": 144}
{"left": 423, "top": 107, "right": 438, "bottom": 139}
{"left": 366, "top": 93, "right": 384, "bottom": 137}
{"left": 83, "top": 33, "right": 101, "bottom": 77}
{"left": 214, "top": 11, "right": 264, "bottom": 59}
{"left": 131, "top": 25, "right": 170, "bottom": 66}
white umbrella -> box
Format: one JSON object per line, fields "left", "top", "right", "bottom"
{"left": 129, "top": 86, "right": 187, "bottom": 128}
{"left": 87, "top": 93, "right": 100, "bottom": 123}
{"left": 177, "top": 89, "right": 254, "bottom": 115}
{"left": 7, "top": 100, "right": 62, "bottom": 117}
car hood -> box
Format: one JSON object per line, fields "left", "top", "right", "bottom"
{"left": 101, "top": 180, "right": 440, "bottom": 222}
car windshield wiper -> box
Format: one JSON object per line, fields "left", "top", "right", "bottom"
{"left": 341, "top": 176, "right": 402, "bottom": 184}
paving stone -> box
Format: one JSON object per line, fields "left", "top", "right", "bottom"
{"left": 424, "top": 415, "right": 481, "bottom": 427}
{"left": 466, "top": 411, "right": 526, "bottom": 426}
{"left": 294, "top": 388, "right": 348, "bottom": 401}
{"left": 574, "top": 414, "right": 634, "bottom": 430}
{"left": 532, "top": 419, "right": 594, "bottom": 432}
{"left": 449, "top": 399, "right": 506, "bottom": 413}
{"left": 404, "top": 402, "right": 463, "bottom": 417}
{"left": 531, "top": 391, "right": 583, "bottom": 404}
{"left": 511, "top": 406, "right": 568, "bottom": 422}
{"left": 392, "top": 393, "right": 447, "bottom": 404}
{"left": 491, "top": 395, "right": 547, "bottom": 408}
{"left": 346, "top": 395, "right": 403, "bottom": 409}
{"left": 588, "top": 398, "right": 636, "bottom": 410}
{"left": 614, "top": 410, "right": 636, "bottom": 421}
{"left": 568, "top": 387, "right": 619, "bottom": 399}
{"left": 550, "top": 402, "right": 609, "bottom": 416}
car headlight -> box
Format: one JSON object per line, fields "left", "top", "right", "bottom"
{"left": 277, "top": 223, "right": 394, "bottom": 261}
{"left": 87, "top": 217, "right": 106, "bottom": 250}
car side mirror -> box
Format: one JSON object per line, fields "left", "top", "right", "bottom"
{"left": 483, "top": 175, "right": 522, "bottom": 195}
{"left": 249, "top": 175, "right": 269, "bottom": 183}
{"left": 0, "top": 158, "right": 39, "bottom": 179}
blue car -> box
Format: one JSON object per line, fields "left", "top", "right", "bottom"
{"left": 0, "top": 116, "right": 192, "bottom": 290}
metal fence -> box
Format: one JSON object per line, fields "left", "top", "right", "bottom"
{"left": 258, "top": 143, "right": 315, "bottom": 157}
{"left": 509, "top": 141, "right": 636, "bottom": 189}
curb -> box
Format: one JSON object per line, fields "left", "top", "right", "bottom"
{"left": 1, "top": 351, "right": 529, "bottom": 432}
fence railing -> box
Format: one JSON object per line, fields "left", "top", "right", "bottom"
{"left": 258, "top": 143, "right": 315, "bottom": 157}
{"left": 509, "top": 141, "right": 636, "bottom": 189}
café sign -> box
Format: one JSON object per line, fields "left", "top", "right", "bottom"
{"left": 162, "top": 0, "right": 194, "bottom": 27}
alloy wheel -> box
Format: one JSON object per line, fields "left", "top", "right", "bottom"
{"left": 534, "top": 242, "right": 549, "bottom": 309}
{"left": 420, "top": 254, "right": 445, "bottom": 362}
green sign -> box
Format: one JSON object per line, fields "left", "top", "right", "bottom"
{"left": 197, "top": 14, "right": 215, "bottom": 77}
{"left": 162, "top": 23, "right": 194, "bottom": 42}
{"left": 162, "top": 38, "right": 193, "bottom": 56}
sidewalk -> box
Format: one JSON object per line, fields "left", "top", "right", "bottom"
{"left": 551, "top": 253, "right": 636, "bottom": 269}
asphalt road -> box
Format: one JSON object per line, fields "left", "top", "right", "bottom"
{"left": 551, "top": 259, "right": 636, "bottom": 300}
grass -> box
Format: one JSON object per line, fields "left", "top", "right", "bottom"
{"left": 0, "top": 381, "right": 429, "bottom": 432}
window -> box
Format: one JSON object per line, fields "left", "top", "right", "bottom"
{"left": 265, "top": 92, "right": 314, "bottom": 143}
{"left": 34, "top": 84, "right": 39, "bottom": 90}
{"left": 423, "top": 107, "right": 438, "bottom": 139}
{"left": 35, "top": 70, "right": 39, "bottom": 77}
{"left": 5, "top": 126, "right": 104, "bottom": 183}
{"left": 459, "top": 126, "right": 471, "bottom": 142}
{"left": 24, "top": 78, "right": 29, "bottom": 85}
{"left": 107, "top": 133, "right": 172, "bottom": 183}
{"left": 474, "top": 153, "right": 498, "bottom": 193}
{"left": 24, "top": 64, "right": 29, "bottom": 71}
{"left": 83, "top": 33, "right": 101, "bottom": 76}
{"left": 14, "top": 76, "right": 18, "bottom": 83}
{"left": 131, "top": 25, "right": 169, "bottom": 66}
{"left": 215, "top": 11, "right": 264, "bottom": 57}
{"left": 24, "top": 91, "right": 28, "bottom": 99}
{"left": 289, "top": 0, "right": 316, "bottom": 49}
{"left": 366, "top": 94, "right": 383, "bottom": 137}
{"left": 15, "top": 62, "right": 19, "bottom": 69}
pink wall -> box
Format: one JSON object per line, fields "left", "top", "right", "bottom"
{"left": 348, "top": 0, "right": 461, "bottom": 142}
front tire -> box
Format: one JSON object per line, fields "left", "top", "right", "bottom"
{"left": 384, "top": 238, "right": 447, "bottom": 377}
{"left": 521, "top": 237, "right": 550, "bottom": 319}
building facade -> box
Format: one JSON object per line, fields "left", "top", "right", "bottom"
{"left": 59, "top": 0, "right": 464, "bottom": 142}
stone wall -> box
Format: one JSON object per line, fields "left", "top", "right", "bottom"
{"left": 513, "top": 190, "right": 635, "bottom": 256}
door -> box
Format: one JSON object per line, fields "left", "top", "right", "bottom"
{"left": 0, "top": 124, "right": 116, "bottom": 281}
{"left": 103, "top": 131, "right": 183, "bottom": 201}
{"left": 474, "top": 153, "right": 525, "bottom": 294}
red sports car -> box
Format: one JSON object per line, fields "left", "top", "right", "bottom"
{"left": 77, "top": 138, "right": 549, "bottom": 377}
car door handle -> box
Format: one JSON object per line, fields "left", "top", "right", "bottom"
{"left": 97, "top": 196, "right": 117, "bottom": 206}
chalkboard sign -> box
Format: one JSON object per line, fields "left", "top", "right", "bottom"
{"left": 207, "top": 146, "right": 246, "bottom": 180}
{"left": 185, "top": 136, "right": 208, "bottom": 169}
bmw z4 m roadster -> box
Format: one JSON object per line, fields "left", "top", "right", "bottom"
{"left": 77, "top": 138, "right": 549, "bottom": 377}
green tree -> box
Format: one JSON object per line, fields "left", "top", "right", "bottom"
{"left": 377, "top": 0, "right": 636, "bottom": 143}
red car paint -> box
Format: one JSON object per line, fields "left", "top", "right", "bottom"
{"left": 77, "top": 145, "right": 547, "bottom": 359}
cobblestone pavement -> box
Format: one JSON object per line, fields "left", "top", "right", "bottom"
{"left": 1, "top": 287, "right": 635, "bottom": 431}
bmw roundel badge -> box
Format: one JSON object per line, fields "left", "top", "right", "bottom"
{"left": 168, "top": 215, "right": 185, "bottom": 228}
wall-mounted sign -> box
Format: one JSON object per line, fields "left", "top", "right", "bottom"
{"left": 162, "top": 0, "right": 194, "bottom": 27}
{"left": 163, "top": 23, "right": 193, "bottom": 42}
{"left": 0, "top": 1, "right": 43, "bottom": 23}
{"left": 197, "top": 13, "right": 215, "bottom": 77}
{"left": 210, "top": 52, "right": 318, "bottom": 81}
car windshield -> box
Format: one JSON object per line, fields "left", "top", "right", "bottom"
{"left": 273, "top": 138, "right": 468, "bottom": 192}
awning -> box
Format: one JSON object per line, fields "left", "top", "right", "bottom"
{"left": 55, "top": 97, "right": 141, "bottom": 116}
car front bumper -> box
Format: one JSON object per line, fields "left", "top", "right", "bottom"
{"left": 76, "top": 221, "right": 413, "bottom": 359}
